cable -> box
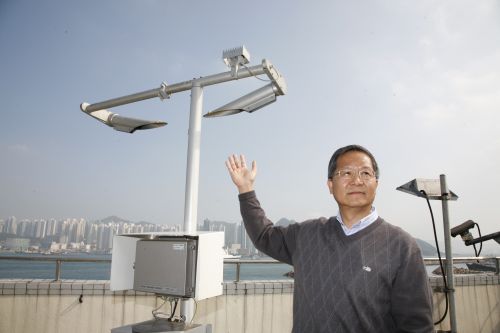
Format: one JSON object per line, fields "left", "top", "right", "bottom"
{"left": 471, "top": 222, "right": 482, "bottom": 263}
{"left": 472, "top": 243, "right": 479, "bottom": 257}
{"left": 169, "top": 298, "right": 178, "bottom": 321}
{"left": 420, "top": 190, "right": 449, "bottom": 326}
{"left": 152, "top": 296, "right": 168, "bottom": 319}
{"left": 190, "top": 299, "right": 198, "bottom": 325}
{"left": 151, "top": 296, "right": 183, "bottom": 321}
{"left": 242, "top": 64, "right": 271, "bottom": 82}
{"left": 474, "top": 222, "right": 483, "bottom": 256}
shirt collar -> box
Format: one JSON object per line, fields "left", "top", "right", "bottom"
{"left": 336, "top": 207, "right": 378, "bottom": 236}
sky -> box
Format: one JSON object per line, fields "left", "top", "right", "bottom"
{"left": 1, "top": 0, "right": 499, "bottom": 254}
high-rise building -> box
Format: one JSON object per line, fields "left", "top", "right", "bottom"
{"left": 34, "top": 220, "right": 47, "bottom": 239}
{"left": 60, "top": 219, "right": 72, "bottom": 241}
{"left": 201, "top": 219, "right": 238, "bottom": 248}
{"left": 46, "top": 219, "right": 58, "bottom": 237}
{"left": 96, "top": 224, "right": 107, "bottom": 250}
{"left": 86, "top": 224, "right": 98, "bottom": 246}
{"left": 4, "top": 216, "right": 17, "bottom": 235}
{"left": 68, "top": 219, "right": 86, "bottom": 243}
{"left": 238, "top": 222, "right": 257, "bottom": 255}
{"left": 96, "top": 224, "right": 117, "bottom": 251}
{"left": 16, "top": 220, "right": 29, "bottom": 237}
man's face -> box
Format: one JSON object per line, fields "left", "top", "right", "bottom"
{"left": 327, "top": 151, "right": 378, "bottom": 210}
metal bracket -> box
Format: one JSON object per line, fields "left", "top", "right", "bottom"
{"left": 262, "top": 59, "right": 287, "bottom": 95}
{"left": 159, "top": 82, "right": 170, "bottom": 100}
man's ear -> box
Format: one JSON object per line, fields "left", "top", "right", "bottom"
{"left": 327, "top": 178, "right": 334, "bottom": 194}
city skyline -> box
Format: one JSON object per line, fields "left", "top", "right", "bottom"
{"left": 0, "top": 215, "right": 181, "bottom": 251}
{"left": 1, "top": 213, "right": 498, "bottom": 256}
{"left": 0, "top": 215, "right": 258, "bottom": 255}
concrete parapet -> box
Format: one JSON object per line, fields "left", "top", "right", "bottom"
{"left": 0, "top": 276, "right": 498, "bottom": 333}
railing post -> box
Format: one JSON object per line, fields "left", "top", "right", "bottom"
{"left": 55, "top": 259, "right": 61, "bottom": 281}
{"left": 236, "top": 262, "right": 241, "bottom": 282}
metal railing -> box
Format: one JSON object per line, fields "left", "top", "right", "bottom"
{"left": 0, "top": 255, "right": 498, "bottom": 282}
{"left": 224, "top": 258, "right": 289, "bottom": 282}
{"left": 423, "top": 256, "right": 500, "bottom": 276}
{"left": 0, "top": 255, "right": 110, "bottom": 281}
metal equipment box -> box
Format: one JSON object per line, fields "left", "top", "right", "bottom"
{"left": 134, "top": 237, "right": 197, "bottom": 297}
{"left": 110, "top": 232, "right": 224, "bottom": 301}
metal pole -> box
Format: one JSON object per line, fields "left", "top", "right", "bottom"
{"left": 183, "top": 82, "right": 203, "bottom": 234}
{"left": 236, "top": 262, "right": 241, "bottom": 282}
{"left": 84, "top": 88, "right": 163, "bottom": 112}
{"left": 55, "top": 259, "right": 61, "bottom": 281}
{"left": 440, "top": 174, "right": 457, "bottom": 332}
{"left": 180, "top": 82, "right": 203, "bottom": 323}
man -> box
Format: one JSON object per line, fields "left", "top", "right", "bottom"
{"left": 225, "top": 145, "right": 433, "bottom": 333}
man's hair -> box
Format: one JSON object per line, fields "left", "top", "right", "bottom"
{"left": 327, "top": 144, "right": 379, "bottom": 179}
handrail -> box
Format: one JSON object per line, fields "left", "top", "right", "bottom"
{"left": 0, "top": 255, "right": 111, "bottom": 281}
{"left": 422, "top": 256, "right": 500, "bottom": 264}
{"left": 224, "top": 259, "right": 286, "bottom": 282}
{"left": 0, "top": 255, "right": 498, "bottom": 282}
{"left": 0, "top": 255, "right": 110, "bottom": 262}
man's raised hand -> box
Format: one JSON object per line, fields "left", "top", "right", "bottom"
{"left": 225, "top": 154, "right": 257, "bottom": 194}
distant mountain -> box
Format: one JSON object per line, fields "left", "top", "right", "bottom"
{"left": 276, "top": 218, "right": 297, "bottom": 227}
{"left": 97, "top": 216, "right": 133, "bottom": 224}
{"left": 136, "top": 220, "right": 156, "bottom": 226}
{"left": 415, "top": 238, "right": 440, "bottom": 257}
{"left": 95, "top": 216, "right": 160, "bottom": 225}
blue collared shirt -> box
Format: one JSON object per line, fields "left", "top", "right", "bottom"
{"left": 336, "top": 207, "right": 378, "bottom": 236}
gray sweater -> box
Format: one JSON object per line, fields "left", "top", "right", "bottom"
{"left": 239, "top": 191, "right": 433, "bottom": 333}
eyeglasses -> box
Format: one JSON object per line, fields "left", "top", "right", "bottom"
{"left": 331, "top": 168, "right": 376, "bottom": 181}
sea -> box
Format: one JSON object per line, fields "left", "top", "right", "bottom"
{"left": 0, "top": 252, "right": 294, "bottom": 281}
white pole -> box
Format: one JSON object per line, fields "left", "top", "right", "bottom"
{"left": 440, "top": 174, "right": 457, "bottom": 332}
{"left": 181, "top": 82, "right": 203, "bottom": 323}
{"left": 183, "top": 82, "right": 203, "bottom": 234}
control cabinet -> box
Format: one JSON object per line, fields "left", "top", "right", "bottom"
{"left": 111, "top": 231, "right": 224, "bottom": 301}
